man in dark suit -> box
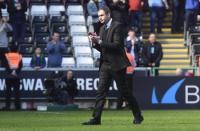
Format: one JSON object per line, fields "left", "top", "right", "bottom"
{"left": 143, "top": 34, "right": 163, "bottom": 76}
{"left": 82, "top": 6, "right": 143, "bottom": 125}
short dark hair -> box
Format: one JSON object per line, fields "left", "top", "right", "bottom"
{"left": 99, "top": 6, "right": 111, "bottom": 15}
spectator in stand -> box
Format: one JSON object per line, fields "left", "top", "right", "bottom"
{"left": 148, "top": 0, "right": 169, "bottom": 33}
{"left": 3, "top": 44, "right": 23, "bottom": 110}
{"left": 129, "top": 0, "right": 144, "bottom": 34}
{"left": 7, "top": 0, "right": 27, "bottom": 43}
{"left": 61, "top": 70, "right": 78, "bottom": 104}
{"left": 106, "top": 0, "right": 129, "bottom": 29}
{"left": 30, "top": 47, "right": 46, "bottom": 70}
{"left": 185, "top": 0, "right": 200, "bottom": 31}
{"left": 0, "top": 15, "right": 12, "bottom": 67}
{"left": 124, "top": 29, "right": 139, "bottom": 66}
{"left": 143, "top": 34, "right": 163, "bottom": 76}
{"left": 47, "top": 32, "right": 66, "bottom": 67}
{"left": 172, "top": 0, "right": 185, "bottom": 33}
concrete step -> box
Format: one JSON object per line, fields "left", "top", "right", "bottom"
{"left": 161, "top": 59, "right": 190, "bottom": 64}
{"left": 163, "top": 54, "right": 189, "bottom": 59}
{"left": 142, "top": 28, "right": 171, "bottom": 33}
{"left": 162, "top": 44, "right": 185, "bottom": 48}
{"left": 143, "top": 22, "right": 172, "bottom": 27}
{"left": 143, "top": 33, "right": 184, "bottom": 39}
{"left": 163, "top": 48, "right": 188, "bottom": 53}
{"left": 159, "top": 70, "right": 177, "bottom": 75}
{"left": 160, "top": 65, "right": 191, "bottom": 68}
{"left": 158, "top": 39, "right": 184, "bottom": 42}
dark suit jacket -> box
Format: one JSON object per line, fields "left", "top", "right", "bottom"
{"left": 92, "top": 21, "right": 130, "bottom": 71}
{"left": 143, "top": 41, "right": 163, "bottom": 66}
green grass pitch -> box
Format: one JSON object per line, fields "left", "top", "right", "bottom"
{"left": 0, "top": 110, "right": 200, "bottom": 131}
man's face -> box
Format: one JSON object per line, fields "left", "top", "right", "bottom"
{"left": 149, "top": 34, "right": 156, "bottom": 43}
{"left": 128, "top": 31, "right": 135, "bottom": 38}
{"left": 52, "top": 33, "right": 60, "bottom": 42}
{"left": 98, "top": 10, "right": 109, "bottom": 24}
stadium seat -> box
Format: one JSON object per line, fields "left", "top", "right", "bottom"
{"left": 76, "top": 57, "right": 94, "bottom": 68}
{"left": 87, "top": 16, "right": 93, "bottom": 26}
{"left": 192, "top": 35, "right": 200, "bottom": 44}
{"left": 92, "top": 49, "right": 100, "bottom": 58}
{"left": 32, "top": 15, "right": 48, "bottom": 23}
{"left": 33, "top": 23, "right": 49, "bottom": 34}
{"left": 60, "top": 33, "right": 71, "bottom": 44}
{"left": 19, "top": 44, "right": 34, "bottom": 56}
{"left": 34, "top": 33, "right": 50, "bottom": 45}
{"left": 62, "top": 57, "right": 75, "bottom": 68}
{"left": 70, "top": 25, "right": 87, "bottom": 36}
{"left": 1, "top": 8, "right": 8, "bottom": 17}
{"left": 68, "top": 15, "right": 85, "bottom": 26}
{"left": 51, "top": 23, "right": 68, "bottom": 34}
{"left": 189, "top": 26, "right": 200, "bottom": 33}
{"left": 74, "top": 46, "right": 92, "bottom": 57}
{"left": 193, "top": 44, "right": 200, "bottom": 55}
{"left": 47, "top": 0, "right": 63, "bottom": 5}
{"left": 29, "top": 0, "right": 45, "bottom": 6}
{"left": 67, "top": 5, "right": 84, "bottom": 16}
{"left": 22, "top": 57, "right": 32, "bottom": 67}
{"left": 20, "top": 33, "right": 33, "bottom": 44}
{"left": 7, "top": 32, "right": 13, "bottom": 43}
{"left": 66, "top": 0, "right": 80, "bottom": 5}
{"left": 49, "top": 5, "right": 65, "bottom": 16}
{"left": 72, "top": 36, "right": 90, "bottom": 47}
{"left": 50, "top": 15, "right": 67, "bottom": 26}
{"left": 30, "top": 5, "right": 48, "bottom": 16}
{"left": 63, "top": 45, "right": 73, "bottom": 57}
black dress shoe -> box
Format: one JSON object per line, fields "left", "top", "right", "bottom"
{"left": 133, "top": 115, "right": 144, "bottom": 124}
{"left": 82, "top": 119, "right": 101, "bottom": 125}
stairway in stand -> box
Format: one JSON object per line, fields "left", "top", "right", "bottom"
{"left": 142, "top": 11, "right": 191, "bottom": 76}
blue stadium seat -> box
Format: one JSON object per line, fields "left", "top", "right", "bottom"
{"left": 34, "top": 33, "right": 50, "bottom": 45}
{"left": 33, "top": 23, "right": 49, "bottom": 34}
{"left": 18, "top": 44, "right": 34, "bottom": 56}
{"left": 51, "top": 23, "right": 68, "bottom": 34}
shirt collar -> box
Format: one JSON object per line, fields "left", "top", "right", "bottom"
{"left": 106, "top": 18, "right": 112, "bottom": 29}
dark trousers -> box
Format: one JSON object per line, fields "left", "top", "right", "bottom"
{"left": 150, "top": 7, "right": 165, "bottom": 33}
{"left": 0, "top": 48, "right": 8, "bottom": 67}
{"left": 92, "top": 62, "right": 141, "bottom": 121}
{"left": 116, "top": 73, "right": 133, "bottom": 109}
{"left": 12, "top": 22, "right": 26, "bottom": 43}
{"left": 5, "top": 77, "right": 21, "bottom": 110}
{"left": 185, "top": 9, "right": 198, "bottom": 31}
{"left": 130, "top": 10, "right": 142, "bottom": 33}
{"left": 172, "top": 1, "right": 184, "bottom": 32}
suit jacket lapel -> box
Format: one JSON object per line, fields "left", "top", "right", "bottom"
{"left": 106, "top": 22, "right": 118, "bottom": 41}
